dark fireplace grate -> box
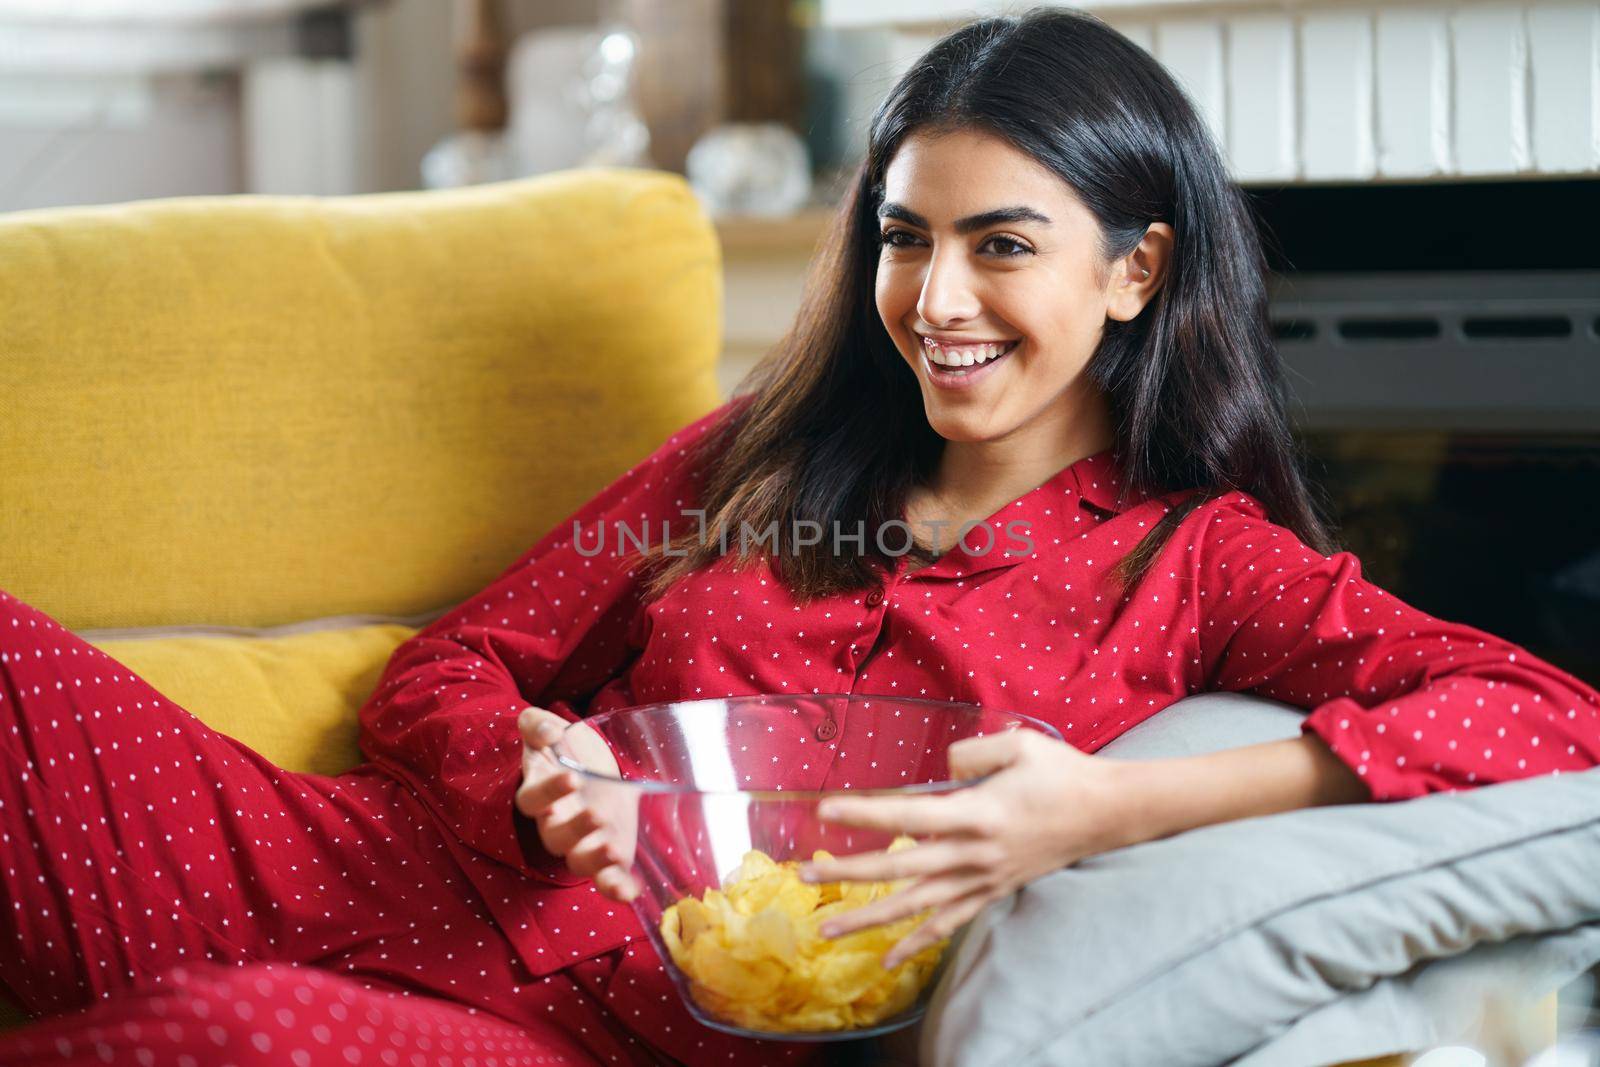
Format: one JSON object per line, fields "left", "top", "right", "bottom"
{"left": 1264, "top": 270, "right": 1599, "bottom": 432}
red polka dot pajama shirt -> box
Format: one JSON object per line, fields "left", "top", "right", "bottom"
{"left": 4, "top": 400, "right": 1597, "bottom": 1065}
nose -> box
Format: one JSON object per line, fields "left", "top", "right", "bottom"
{"left": 915, "top": 243, "right": 981, "bottom": 328}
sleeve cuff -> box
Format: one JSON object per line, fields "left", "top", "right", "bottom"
{"left": 1300, "top": 700, "right": 1391, "bottom": 802}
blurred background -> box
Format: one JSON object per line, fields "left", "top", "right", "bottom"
{"left": 0, "top": 0, "right": 881, "bottom": 207}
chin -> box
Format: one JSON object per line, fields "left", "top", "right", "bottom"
{"left": 922, "top": 405, "right": 1006, "bottom": 444}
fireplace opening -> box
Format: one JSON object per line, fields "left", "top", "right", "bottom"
{"left": 1245, "top": 178, "right": 1600, "bottom": 683}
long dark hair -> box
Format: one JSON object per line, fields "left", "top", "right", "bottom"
{"left": 640, "top": 5, "right": 1337, "bottom": 603}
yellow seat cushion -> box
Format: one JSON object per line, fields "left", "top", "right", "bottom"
{"left": 84, "top": 619, "right": 424, "bottom": 776}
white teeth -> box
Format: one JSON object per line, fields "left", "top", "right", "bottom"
{"left": 921, "top": 339, "right": 1016, "bottom": 368}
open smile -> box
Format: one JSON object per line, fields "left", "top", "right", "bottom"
{"left": 919, "top": 338, "right": 1019, "bottom": 389}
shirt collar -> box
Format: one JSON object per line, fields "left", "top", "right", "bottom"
{"left": 1071, "top": 448, "right": 1142, "bottom": 516}
{"left": 901, "top": 447, "right": 1140, "bottom": 580}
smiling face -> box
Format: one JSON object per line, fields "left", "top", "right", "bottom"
{"left": 873, "top": 126, "right": 1165, "bottom": 468}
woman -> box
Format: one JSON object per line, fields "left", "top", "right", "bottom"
{"left": 2, "top": 7, "right": 1595, "bottom": 1067}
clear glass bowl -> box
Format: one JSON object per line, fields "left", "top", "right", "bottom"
{"left": 549, "top": 693, "right": 1063, "bottom": 1042}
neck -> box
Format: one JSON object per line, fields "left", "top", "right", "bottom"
{"left": 930, "top": 385, "right": 1114, "bottom": 512}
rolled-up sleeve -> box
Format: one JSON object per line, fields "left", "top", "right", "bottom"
{"left": 1192, "top": 494, "right": 1600, "bottom": 801}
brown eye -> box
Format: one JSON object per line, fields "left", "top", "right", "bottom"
{"left": 984, "top": 236, "right": 1032, "bottom": 257}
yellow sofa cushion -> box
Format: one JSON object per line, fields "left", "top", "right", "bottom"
{"left": 0, "top": 167, "right": 724, "bottom": 633}
{"left": 84, "top": 618, "right": 427, "bottom": 775}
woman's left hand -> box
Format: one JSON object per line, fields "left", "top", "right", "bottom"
{"left": 798, "top": 729, "right": 1130, "bottom": 969}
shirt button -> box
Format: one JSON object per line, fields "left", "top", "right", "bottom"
{"left": 816, "top": 718, "right": 839, "bottom": 741}
{"left": 865, "top": 588, "right": 884, "bottom": 607}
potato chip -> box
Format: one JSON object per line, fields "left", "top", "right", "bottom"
{"left": 658, "top": 835, "right": 951, "bottom": 1033}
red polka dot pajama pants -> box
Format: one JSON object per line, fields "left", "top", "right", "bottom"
{"left": 0, "top": 590, "right": 823, "bottom": 1067}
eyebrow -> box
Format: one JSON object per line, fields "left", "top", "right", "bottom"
{"left": 877, "top": 201, "right": 1054, "bottom": 234}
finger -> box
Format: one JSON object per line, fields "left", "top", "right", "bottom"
{"left": 517, "top": 707, "right": 567, "bottom": 748}
{"left": 815, "top": 793, "right": 990, "bottom": 836}
{"left": 594, "top": 865, "right": 640, "bottom": 903}
{"left": 565, "top": 826, "right": 626, "bottom": 879}
{"left": 515, "top": 761, "right": 579, "bottom": 819}
{"left": 817, "top": 883, "right": 941, "bottom": 941}
{"left": 947, "top": 730, "right": 1026, "bottom": 781}
{"left": 579, "top": 796, "right": 638, "bottom": 870}
{"left": 817, "top": 872, "right": 984, "bottom": 941}
{"left": 529, "top": 794, "right": 584, "bottom": 857}
{"left": 800, "top": 840, "right": 971, "bottom": 885}
{"left": 540, "top": 802, "right": 604, "bottom": 857}
{"left": 882, "top": 891, "right": 989, "bottom": 970}
{"left": 515, "top": 748, "right": 579, "bottom": 812}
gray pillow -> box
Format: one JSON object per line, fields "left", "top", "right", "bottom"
{"left": 921, "top": 693, "right": 1600, "bottom": 1067}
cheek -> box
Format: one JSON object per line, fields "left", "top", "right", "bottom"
{"left": 870, "top": 259, "right": 921, "bottom": 316}
{"left": 1024, "top": 290, "right": 1106, "bottom": 365}
{"left": 873, "top": 269, "right": 912, "bottom": 345}
{"left": 873, "top": 264, "right": 900, "bottom": 316}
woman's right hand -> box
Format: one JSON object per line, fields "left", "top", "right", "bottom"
{"left": 515, "top": 706, "right": 640, "bottom": 903}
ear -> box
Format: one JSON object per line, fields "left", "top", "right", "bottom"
{"left": 1106, "top": 221, "right": 1174, "bottom": 323}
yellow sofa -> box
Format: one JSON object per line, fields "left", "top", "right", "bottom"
{"left": 0, "top": 167, "right": 724, "bottom": 1032}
